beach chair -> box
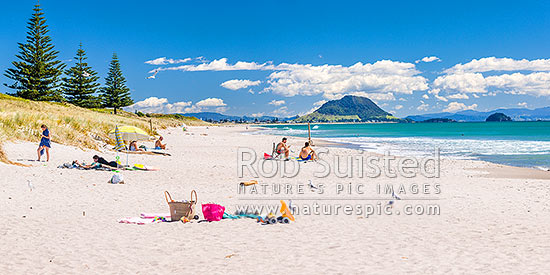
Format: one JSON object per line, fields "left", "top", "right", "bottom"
{"left": 271, "top": 142, "right": 283, "bottom": 159}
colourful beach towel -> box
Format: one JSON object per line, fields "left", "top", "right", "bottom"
{"left": 118, "top": 217, "right": 165, "bottom": 225}
{"left": 132, "top": 164, "right": 160, "bottom": 171}
{"left": 140, "top": 213, "right": 171, "bottom": 219}
{"left": 223, "top": 212, "right": 262, "bottom": 220}
{"left": 223, "top": 212, "right": 240, "bottom": 219}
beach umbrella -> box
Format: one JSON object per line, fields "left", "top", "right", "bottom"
{"left": 112, "top": 126, "right": 126, "bottom": 151}
{"left": 109, "top": 125, "right": 150, "bottom": 167}
{"left": 109, "top": 125, "right": 149, "bottom": 141}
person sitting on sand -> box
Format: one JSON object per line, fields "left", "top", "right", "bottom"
{"left": 155, "top": 136, "right": 166, "bottom": 150}
{"left": 37, "top": 124, "right": 51, "bottom": 162}
{"left": 276, "top": 137, "right": 290, "bottom": 159}
{"left": 299, "top": 142, "right": 317, "bottom": 161}
{"left": 129, "top": 141, "right": 144, "bottom": 151}
{"left": 74, "top": 155, "right": 119, "bottom": 169}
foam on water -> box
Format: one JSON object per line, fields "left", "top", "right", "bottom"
{"left": 332, "top": 136, "right": 550, "bottom": 157}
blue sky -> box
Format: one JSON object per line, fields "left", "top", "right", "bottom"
{"left": 2, "top": 0, "right": 550, "bottom": 118}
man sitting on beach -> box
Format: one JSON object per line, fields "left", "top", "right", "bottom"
{"left": 276, "top": 137, "right": 290, "bottom": 159}
{"left": 299, "top": 142, "right": 317, "bottom": 161}
{"left": 155, "top": 136, "right": 166, "bottom": 150}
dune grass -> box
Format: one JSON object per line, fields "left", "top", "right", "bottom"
{"left": 0, "top": 93, "right": 208, "bottom": 165}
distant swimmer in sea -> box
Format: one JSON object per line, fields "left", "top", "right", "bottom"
{"left": 276, "top": 137, "right": 290, "bottom": 159}
{"left": 155, "top": 136, "right": 166, "bottom": 150}
{"left": 299, "top": 141, "right": 317, "bottom": 161}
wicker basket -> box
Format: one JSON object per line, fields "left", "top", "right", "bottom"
{"left": 164, "top": 190, "right": 197, "bottom": 221}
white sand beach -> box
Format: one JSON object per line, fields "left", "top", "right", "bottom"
{"left": 1, "top": 125, "right": 549, "bottom": 274}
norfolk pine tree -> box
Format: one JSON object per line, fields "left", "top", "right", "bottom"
{"left": 101, "top": 53, "right": 133, "bottom": 114}
{"left": 62, "top": 43, "right": 101, "bottom": 108}
{"left": 4, "top": 3, "right": 65, "bottom": 101}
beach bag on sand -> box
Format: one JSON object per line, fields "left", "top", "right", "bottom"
{"left": 202, "top": 204, "right": 225, "bottom": 221}
{"left": 109, "top": 173, "right": 124, "bottom": 184}
{"left": 164, "top": 190, "right": 197, "bottom": 221}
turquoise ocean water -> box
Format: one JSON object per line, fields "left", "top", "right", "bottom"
{"left": 256, "top": 122, "right": 550, "bottom": 169}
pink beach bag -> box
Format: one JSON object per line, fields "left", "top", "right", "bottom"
{"left": 202, "top": 204, "right": 225, "bottom": 221}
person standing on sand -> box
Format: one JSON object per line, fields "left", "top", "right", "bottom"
{"left": 37, "top": 124, "right": 51, "bottom": 162}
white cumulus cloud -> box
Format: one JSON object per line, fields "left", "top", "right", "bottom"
{"left": 415, "top": 56, "right": 441, "bottom": 63}
{"left": 428, "top": 88, "right": 448, "bottom": 101}
{"left": 434, "top": 95, "right": 448, "bottom": 102}
{"left": 145, "top": 57, "right": 193, "bottom": 65}
{"left": 434, "top": 57, "right": 550, "bottom": 97}
{"left": 125, "top": 97, "right": 229, "bottom": 114}
{"left": 443, "top": 102, "right": 478, "bottom": 112}
{"left": 220, "top": 79, "right": 261, "bottom": 90}
{"left": 433, "top": 73, "right": 487, "bottom": 93}
{"left": 155, "top": 58, "right": 429, "bottom": 100}
{"left": 195, "top": 98, "right": 226, "bottom": 107}
{"left": 444, "top": 57, "right": 550, "bottom": 74}
{"left": 268, "top": 100, "right": 286, "bottom": 106}
{"left": 434, "top": 71, "right": 550, "bottom": 96}
{"left": 265, "top": 61, "right": 428, "bottom": 99}
{"left": 125, "top": 97, "right": 192, "bottom": 113}
{"left": 153, "top": 58, "right": 273, "bottom": 72}
{"left": 447, "top": 93, "right": 469, "bottom": 99}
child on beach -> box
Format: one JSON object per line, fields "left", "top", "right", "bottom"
{"left": 37, "top": 124, "right": 51, "bottom": 162}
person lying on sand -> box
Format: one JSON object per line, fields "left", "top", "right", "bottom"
{"left": 299, "top": 142, "right": 317, "bottom": 161}
{"left": 155, "top": 136, "right": 166, "bottom": 150}
{"left": 276, "top": 137, "right": 290, "bottom": 159}
{"left": 74, "top": 155, "right": 120, "bottom": 169}
{"left": 129, "top": 141, "right": 144, "bottom": 152}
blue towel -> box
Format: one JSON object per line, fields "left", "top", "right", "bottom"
{"left": 39, "top": 129, "right": 51, "bottom": 148}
